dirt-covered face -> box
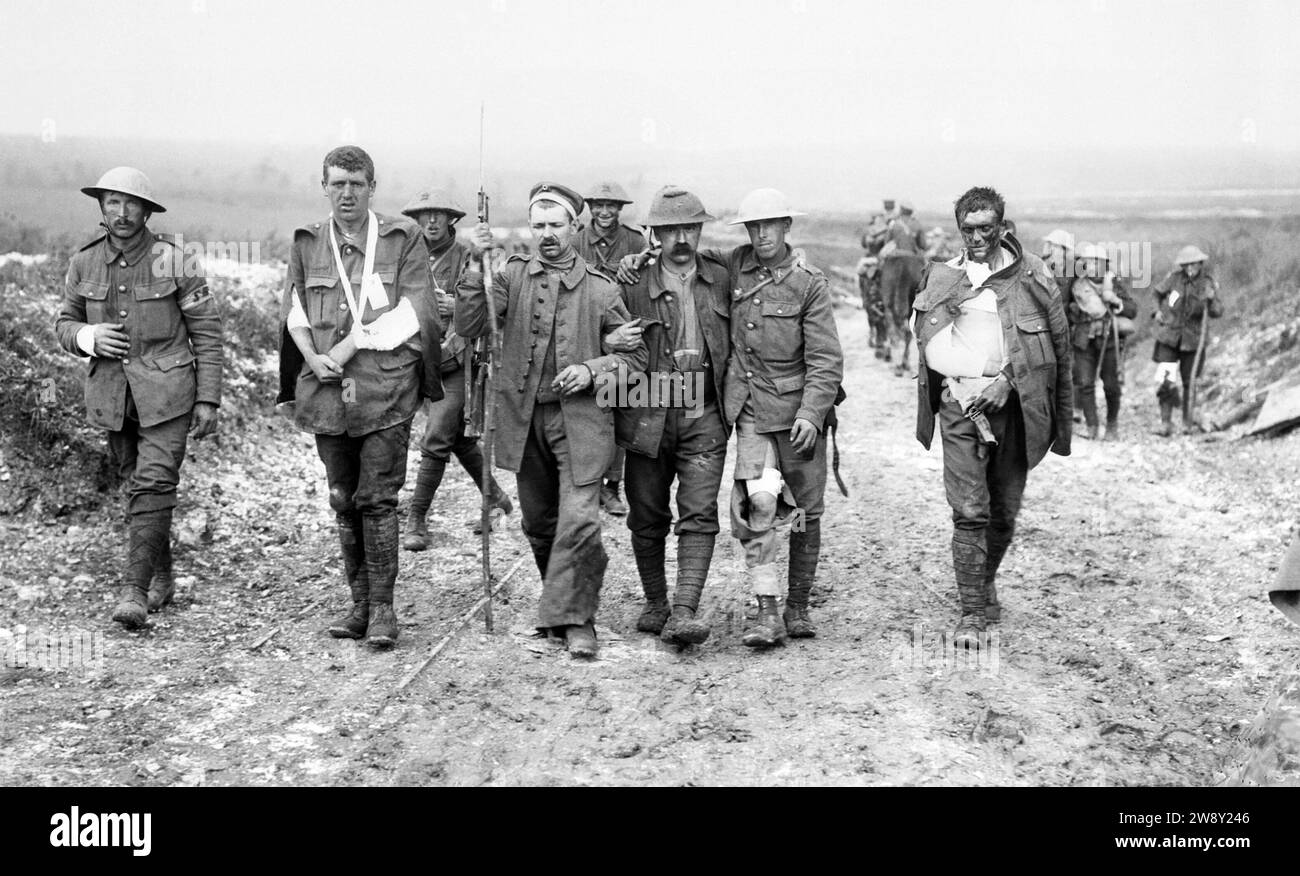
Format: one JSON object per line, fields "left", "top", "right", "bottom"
{"left": 415, "top": 209, "right": 457, "bottom": 248}
{"left": 652, "top": 223, "right": 702, "bottom": 267}
{"left": 588, "top": 199, "right": 622, "bottom": 232}
{"left": 958, "top": 208, "right": 1003, "bottom": 264}
{"left": 99, "top": 191, "right": 150, "bottom": 241}
{"left": 322, "top": 166, "right": 375, "bottom": 226}
{"left": 745, "top": 217, "right": 791, "bottom": 262}
{"left": 529, "top": 201, "right": 576, "bottom": 259}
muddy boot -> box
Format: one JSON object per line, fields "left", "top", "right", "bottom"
{"left": 328, "top": 513, "right": 369, "bottom": 639}
{"left": 147, "top": 536, "right": 176, "bottom": 612}
{"left": 566, "top": 620, "right": 598, "bottom": 659}
{"left": 632, "top": 533, "right": 670, "bottom": 633}
{"left": 114, "top": 509, "right": 170, "bottom": 629}
{"left": 1153, "top": 401, "right": 1175, "bottom": 436}
{"left": 403, "top": 458, "right": 445, "bottom": 551}
{"left": 742, "top": 595, "right": 787, "bottom": 648}
{"left": 784, "top": 520, "right": 820, "bottom": 638}
{"left": 1103, "top": 421, "right": 1120, "bottom": 442}
{"left": 1103, "top": 392, "right": 1121, "bottom": 442}
{"left": 600, "top": 480, "right": 627, "bottom": 516}
{"left": 362, "top": 512, "right": 400, "bottom": 648}
{"left": 952, "top": 531, "right": 987, "bottom": 647}
{"left": 661, "top": 532, "right": 713, "bottom": 645}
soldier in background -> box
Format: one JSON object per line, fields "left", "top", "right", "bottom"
{"left": 1040, "top": 229, "right": 1075, "bottom": 295}
{"left": 55, "top": 167, "right": 223, "bottom": 628}
{"left": 1066, "top": 245, "right": 1137, "bottom": 441}
{"left": 879, "top": 200, "right": 927, "bottom": 375}
{"left": 858, "top": 210, "right": 890, "bottom": 357}
{"left": 398, "top": 189, "right": 512, "bottom": 551}
{"left": 925, "top": 225, "right": 959, "bottom": 262}
{"left": 1151, "top": 245, "right": 1223, "bottom": 436}
{"left": 574, "top": 180, "right": 648, "bottom": 517}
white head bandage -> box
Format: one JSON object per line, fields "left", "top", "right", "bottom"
{"left": 529, "top": 193, "right": 577, "bottom": 222}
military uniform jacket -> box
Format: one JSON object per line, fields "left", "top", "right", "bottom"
{"left": 1152, "top": 270, "right": 1222, "bottom": 351}
{"left": 56, "top": 228, "right": 223, "bottom": 431}
{"left": 912, "top": 234, "right": 1072, "bottom": 468}
{"left": 720, "top": 245, "right": 844, "bottom": 434}
{"left": 1064, "top": 275, "right": 1137, "bottom": 350}
{"left": 280, "top": 212, "right": 439, "bottom": 437}
{"left": 614, "top": 252, "right": 731, "bottom": 458}
{"left": 574, "top": 223, "right": 647, "bottom": 278}
{"left": 428, "top": 236, "right": 473, "bottom": 368}
{"left": 456, "top": 253, "right": 648, "bottom": 486}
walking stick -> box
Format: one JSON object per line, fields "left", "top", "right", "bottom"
{"left": 1187, "top": 299, "right": 1211, "bottom": 426}
{"left": 477, "top": 103, "right": 498, "bottom": 633}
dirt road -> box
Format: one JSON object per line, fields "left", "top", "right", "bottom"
{"left": 2, "top": 305, "right": 1297, "bottom": 786}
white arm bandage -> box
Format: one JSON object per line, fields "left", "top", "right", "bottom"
{"left": 286, "top": 294, "right": 310, "bottom": 331}
{"left": 355, "top": 297, "right": 420, "bottom": 351}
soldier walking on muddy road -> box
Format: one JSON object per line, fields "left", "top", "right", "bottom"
{"left": 575, "top": 180, "right": 649, "bottom": 518}
{"left": 601, "top": 186, "right": 731, "bottom": 647}
{"left": 880, "top": 200, "right": 928, "bottom": 376}
{"left": 1066, "top": 244, "right": 1137, "bottom": 441}
{"left": 56, "top": 167, "right": 223, "bottom": 630}
{"left": 398, "top": 189, "right": 512, "bottom": 552}
{"left": 912, "top": 186, "right": 1072, "bottom": 645}
{"left": 1151, "top": 245, "right": 1223, "bottom": 436}
{"left": 721, "top": 189, "right": 844, "bottom": 647}
{"left": 458, "top": 182, "right": 647, "bottom": 659}
{"left": 858, "top": 209, "right": 890, "bottom": 357}
{"left": 1040, "top": 229, "right": 1075, "bottom": 296}
{"left": 279, "top": 146, "right": 442, "bottom": 649}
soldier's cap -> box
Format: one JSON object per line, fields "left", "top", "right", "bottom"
{"left": 1176, "top": 245, "right": 1209, "bottom": 266}
{"left": 1079, "top": 243, "right": 1110, "bottom": 262}
{"left": 1042, "top": 228, "right": 1074, "bottom": 251}
{"left": 529, "top": 182, "right": 583, "bottom": 220}
{"left": 728, "top": 188, "right": 806, "bottom": 225}
{"left": 400, "top": 189, "right": 466, "bottom": 220}
{"left": 882, "top": 198, "right": 896, "bottom": 208}
{"left": 644, "top": 186, "right": 714, "bottom": 227}
{"left": 584, "top": 180, "right": 633, "bottom": 205}
{"left": 81, "top": 166, "right": 166, "bottom": 213}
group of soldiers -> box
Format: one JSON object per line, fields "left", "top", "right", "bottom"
{"left": 52, "top": 150, "right": 1221, "bottom": 659}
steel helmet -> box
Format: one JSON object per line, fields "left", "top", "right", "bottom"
{"left": 644, "top": 186, "right": 714, "bottom": 226}
{"left": 1042, "top": 229, "right": 1074, "bottom": 251}
{"left": 81, "top": 166, "right": 166, "bottom": 213}
{"left": 1176, "top": 245, "right": 1209, "bottom": 266}
{"left": 400, "top": 189, "right": 466, "bottom": 220}
{"left": 1079, "top": 243, "right": 1110, "bottom": 262}
{"left": 728, "top": 188, "right": 806, "bottom": 225}
{"left": 585, "top": 181, "right": 633, "bottom": 205}
{"left": 899, "top": 200, "right": 915, "bottom": 214}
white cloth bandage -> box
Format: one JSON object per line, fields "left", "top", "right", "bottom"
{"left": 76, "top": 325, "right": 97, "bottom": 356}
{"left": 1154, "top": 362, "right": 1179, "bottom": 386}
{"left": 529, "top": 192, "right": 576, "bottom": 221}
{"left": 746, "top": 466, "right": 783, "bottom": 497}
{"left": 354, "top": 297, "right": 419, "bottom": 351}
{"left": 286, "top": 293, "right": 310, "bottom": 331}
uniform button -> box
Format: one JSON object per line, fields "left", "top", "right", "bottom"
{"left": 776, "top": 308, "right": 783, "bottom": 314}
{"left": 119, "top": 260, "right": 127, "bottom": 267}
{"left": 745, "top": 346, "right": 753, "bottom": 353}
{"left": 930, "top": 317, "right": 938, "bottom": 324}
{"left": 746, "top": 371, "right": 753, "bottom": 378}
{"left": 754, "top": 298, "right": 761, "bottom": 305}
{"left": 339, "top": 302, "right": 348, "bottom": 310}
{"left": 665, "top": 295, "right": 672, "bottom": 301}
{"left": 664, "top": 323, "right": 671, "bottom": 330}
{"left": 538, "top": 297, "right": 545, "bottom": 302}
{"left": 118, "top": 285, "right": 126, "bottom": 292}
{"left": 747, "top": 322, "right": 755, "bottom": 329}
{"left": 119, "top": 310, "right": 127, "bottom": 317}
{"left": 533, "top": 313, "right": 541, "bottom": 319}
{"left": 122, "top": 358, "right": 130, "bottom": 364}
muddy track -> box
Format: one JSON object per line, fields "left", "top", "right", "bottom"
{"left": 2, "top": 306, "right": 1297, "bottom": 786}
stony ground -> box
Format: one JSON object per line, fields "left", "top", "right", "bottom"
{"left": 2, "top": 305, "right": 1298, "bottom": 786}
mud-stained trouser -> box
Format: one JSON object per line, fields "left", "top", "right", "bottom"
{"left": 415, "top": 366, "right": 508, "bottom": 508}
{"left": 516, "top": 402, "right": 607, "bottom": 629}
{"left": 108, "top": 390, "right": 190, "bottom": 516}
{"left": 315, "top": 420, "right": 412, "bottom": 604}
{"left": 1072, "top": 334, "right": 1122, "bottom": 428}
{"left": 625, "top": 403, "right": 727, "bottom": 607}
{"left": 938, "top": 391, "right": 1028, "bottom": 613}
{"left": 730, "top": 409, "right": 828, "bottom": 596}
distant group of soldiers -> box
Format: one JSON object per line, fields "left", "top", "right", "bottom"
{"left": 52, "top": 151, "right": 1223, "bottom": 659}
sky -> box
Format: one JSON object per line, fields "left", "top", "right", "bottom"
{"left": 3, "top": 0, "right": 1299, "bottom": 211}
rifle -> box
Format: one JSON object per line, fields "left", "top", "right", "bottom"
{"left": 1187, "top": 298, "right": 1212, "bottom": 429}
{"left": 474, "top": 103, "right": 499, "bottom": 632}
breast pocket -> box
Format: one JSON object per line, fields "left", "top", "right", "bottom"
{"left": 304, "top": 274, "right": 342, "bottom": 330}
{"left": 133, "top": 279, "right": 182, "bottom": 342}
{"left": 760, "top": 298, "right": 803, "bottom": 363}
{"left": 1016, "top": 312, "right": 1054, "bottom": 369}
{"left": 77, "top": 281, "right": 110, "bottom": 324}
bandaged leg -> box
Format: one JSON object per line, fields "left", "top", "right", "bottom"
{"left": 743, "top": 437, "right": 782, "bottom": 531}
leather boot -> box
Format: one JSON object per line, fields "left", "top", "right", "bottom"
{"left": 600, "top": 480, "right": 627, "bottom": 516}
{"left": 1076, "top": 386, "right": 1098, "bottom": 439}
{"left": 460, "top": 447, "right": 514, "bottom": 535}
{"left": 147, "top": 535, "right": 176, "bottom": 612}
{"left": 742, "top": 595, "right": 787, "bottom": 648}
{"left": 403, "top": 458, "right": 445, "bottom": 551}
{"left": 784, "top": 520, "right": 820, "bottom": 638}
{"left": 1104, "top": 392, "right": 1121, "bottom": 441}
{"left": 952, "top": 531, "right": 987, "bottom": 646}
{"left": 984, "top": 527, "right": 1012, "bottom": 624}
{"left": 632, "top": 533, "right": 670, "bottom": 633}
{"left": 328, "top": 512, "right": 369, "bottom": 639}
{"left": 566, "top": 620, "right": 598, "bottom": 659}
{"left": 661, "top": 532, "right": 713, "bottom": 645}
{"left": 114, "top": 509, "right": 170, "bottom": 629}
{"left": 362, "top": 512, "right": 400, "bottom": 648}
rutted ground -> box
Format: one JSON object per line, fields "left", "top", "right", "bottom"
{"left": 2, "top": 305, "right": 1297, "bottom": 786}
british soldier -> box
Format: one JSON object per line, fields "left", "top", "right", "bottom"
{"left": 1151, "top": 245, "right": 1223, "bottom": 436}
{"left": 55, "top": 167, "right": 223, "bottom": 629}
{"left": 1066, "top": 244, "right": 1137, "bottom": 440}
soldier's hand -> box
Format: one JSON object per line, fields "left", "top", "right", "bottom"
{"left": 308, "top": 352, "right": 344, "bottom": 384}
{"left": 615, "top": 253, "right": 648, "bottom": 285}
{"left": 971, "top": 375, "right": 1012, "bottom": 415}
{"left": 604, "top": 319, "right": 643, "bottom": 353}
{"left": 790, "top": 418, "right": 819, "bottom": 454}
{"left": 91, "top": 323, "right": 130, "bottom": 359}
{"left": 553, "top": 363, "right": 593, "bottom": 396}
{"left": 189, "top": 402, "right": 219, "bottom": 439}
{"left": 467, "top": 222, "right": 494, "bottom": 257}
{"left": 435, "top": 288, "right": 455, "bottom": 321}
